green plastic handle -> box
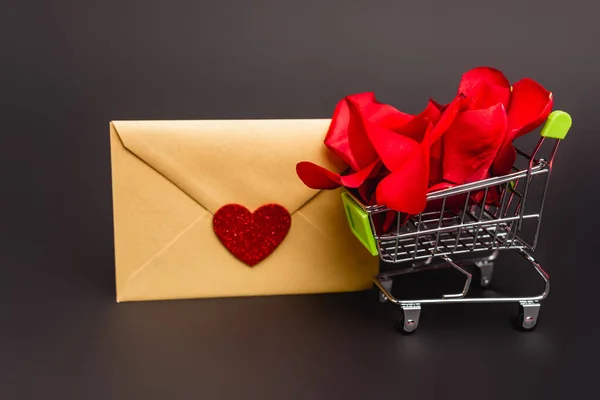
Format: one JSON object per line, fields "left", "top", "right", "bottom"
{"left": 341, "top": 192, "right": 379, "bottom": 256}
{"left": 540, "top": 110, "right": 572, "bottom": 140}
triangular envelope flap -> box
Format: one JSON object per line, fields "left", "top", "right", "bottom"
{"left": 112, "top": 119, "right": 346, "bottom": 214}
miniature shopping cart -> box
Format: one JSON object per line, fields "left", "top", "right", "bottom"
{"left": 342, "top": 110, "right": 572, "bottom": 333}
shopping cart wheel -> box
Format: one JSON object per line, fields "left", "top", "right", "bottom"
{"left": 396, "top": 304, "right": 421, "bottom": 334}
{"left": 514, "top": 301, "right": 540, "bottom": 331}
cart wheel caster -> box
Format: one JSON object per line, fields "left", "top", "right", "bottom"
{"left": 514, "top": 301, "right": 540, "bottom": 331}
{"left": 474, "top": 260, "right": 494, "bottom": 288}
{"left": 396, "top": 304, "right": 421, "bottom": 334}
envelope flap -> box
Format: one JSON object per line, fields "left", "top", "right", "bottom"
{"left": 111, "top": 119, "right": 346, "bottom": 214}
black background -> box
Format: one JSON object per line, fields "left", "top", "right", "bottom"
{"left": 2, "top": 1, "right": 599, "bottom": 399}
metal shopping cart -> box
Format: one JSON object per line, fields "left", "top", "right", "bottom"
{"left": 342, "top": 110, "right": 572, "bottom": 333}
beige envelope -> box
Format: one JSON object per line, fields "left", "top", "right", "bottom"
{"left": 110, "top": 119, "right": 379, "bottom": 302}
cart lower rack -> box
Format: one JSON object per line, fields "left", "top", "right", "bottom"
{"left": 342, "top": 110, "right": 572, "bottom": 333}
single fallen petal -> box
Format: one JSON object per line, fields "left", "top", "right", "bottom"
{"left": 506, "top": 78, "right": 553, "bottom": 139}
{"left": 296, "top": 162, "right": 342, "bottom": 189}
{"left": 442, "top": 103, "right": 508, "bottom": 185}
{"left": 375, "top": 146, "right": 429, "bottom": 214}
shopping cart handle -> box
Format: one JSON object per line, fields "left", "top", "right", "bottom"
{"left": 341, "top": 192, "right": 379, "bottom": 256}
{"left": 540, "top": 110, "right": 572, "bottom": 140}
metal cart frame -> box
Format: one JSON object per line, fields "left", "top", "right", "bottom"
{"left": 342, "top": 110, "right": 572, "bottom": 333}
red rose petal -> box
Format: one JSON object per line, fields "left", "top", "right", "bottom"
{"left": 325, "top": 93, "right": 412, "bottom": 170}
{"left": 424, "top": 94, "right": 464, "bottom": 146}
{"left": 426, "top": 182, "right": 463, "bottom": 211}
{"left": 428, "top": 138, "right": 444, "bottom": 187}
{"left": 296, "top": 162, "right": 341, "bottom": 189}
{"left": 458, "top": 66, "right": 511, "bottom": 95}
{"left": 397, "top": 100, "right": 441, "bottom": 142}
{"left": 362, "top": 114, "right": 421, "bottom": 172}
{"left": 465, "top": 81, "right": 511, "bottom": 111}
{"left": 492, "top": 79, "right": 553, "bottom": 176}
{"left": 340, "top": 160, "right": 381, "bottom": 188}
{"left": 458, "top": 67, "right": 511, "bottom": 111}
{"left": 382, "top": 210, "right": 400, "bottom": 233}
{"left": 428, "top": 181, "right": 456, "bottom": 193}
{"left": 352, "top": 93, "right": 413, "bottom": 129}
{"left": 442, "top": 103, "right": 507, "bottom": 185}
{"left": 430, "top": 98, "right": 446, "bottom": 111}
{"left": 421, "top": 100, "right": 442, "bottom": 121}
{"left": 357, "top": 182, "right": 375, "bottom": 204}
{"left": 375, "top": 146, "right": 429, "bottom": 214}
{"left": 324, "top": 96, "right": 376, "bottom": 170}
{"left": 471, "top": 186, "right": 502, "bottom": 205}
{"left": 357, "top": 179, "right": 378, "bottom": 205}
{"left": 506, "top": 78, "right": 553, "bottom": 139}
{"left": 491, "top": 142, "right": 517, "bottom": 176}
{"left": 358, "top": 166, "right": 390, "bottom": 205}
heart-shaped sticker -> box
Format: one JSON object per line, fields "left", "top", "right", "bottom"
{"left": 213, "top": 204, "right": 291, "bottom": 266}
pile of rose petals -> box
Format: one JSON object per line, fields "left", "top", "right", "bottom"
{"left": 297, "top": 67, "right": 553, "bottom": 217}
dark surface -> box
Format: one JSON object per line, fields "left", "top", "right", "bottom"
{"left": 1, "top": 1, "right": 599, "bottom": 399}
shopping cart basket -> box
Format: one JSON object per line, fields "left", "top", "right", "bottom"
{"left": 342, "top": 110, "right": 572, "bottom": 333}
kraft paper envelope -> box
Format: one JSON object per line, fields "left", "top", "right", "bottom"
{"left": 110, "top": 119, "right": 379, "bottom": 302}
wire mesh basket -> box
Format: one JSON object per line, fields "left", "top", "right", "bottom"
{"left": 342, "top": 110, "right": 572, "bottom": 333}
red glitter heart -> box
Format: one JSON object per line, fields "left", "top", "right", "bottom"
{"left": 213, "top": 204, "right": 292, "bottom": 267}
